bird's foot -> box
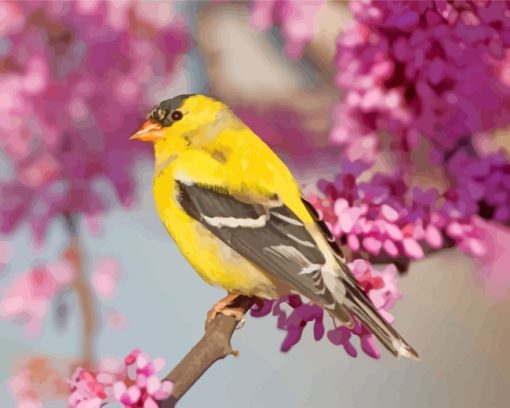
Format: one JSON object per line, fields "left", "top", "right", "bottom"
{"left": 205, "top": 293, "right": 245, "bottom": 329}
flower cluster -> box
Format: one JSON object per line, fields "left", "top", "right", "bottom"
{"left": 0, "top": 258, "right": 77, "bottom": 335}
{"left": 9, "top": 356, "right": 70, "bottom": 408}
{"left": 310, "top": 160, "right": 486, "bottom": 261}
{"left": 251, "top": 259, "right": 401, "bottom": 358}
{"left": 250, "top": 0, "right": 325, "bottom": 58}
{"left": 333, "top": 0, "right": 510, "bottom": 161}
{"left": 0, "top": 0, "right": 187, "bottom": 241}
{"left": 445, "top": 149, "right": 510, "bottom": 224}
{"left": 91, "top": 257, "right": 121, "bottom": 299}
{"left": 69, "top": 349, "right": 173, "bottom": 408}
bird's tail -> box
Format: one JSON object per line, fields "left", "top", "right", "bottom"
{"left": 338, "top": 265, "right": 419, "bottom": 360}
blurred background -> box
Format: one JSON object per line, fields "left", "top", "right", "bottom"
{"left": 1, "top": 1, "right": 510, "bottom": 407}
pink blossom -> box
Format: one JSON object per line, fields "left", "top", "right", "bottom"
{"left": 250, "top": 0, "right": 325, "bottom": 58}
{"left": 91, "top": 257, "right": 121, "bottom": 299}
{"left": 0, "top": 1, "right": 24, "bottom": 35}
{"left": 251, "top": 260, "right": 402, "bottom": 359}
{"left": 0, "top": 259, "right": 76, "bottom": 335}
{"left": 314, "top": 161, "right": 491, "bottom": 262}
{"left": 69, "top": 349, "right": 174, "bottom": 408}
{"left": 107, "top": 309, "right": 127, "bottom": 330}
{"left": 472, "top": 218, "right": 510, "bottom": 300}
{"left": 334, "top": 1, "right": 510, "bottom": 161}
{"left": 8, "top": 356, "right": 70, "bottom": 407}
{"left": 0, "top": 0, "right": 188, "bottom": 242}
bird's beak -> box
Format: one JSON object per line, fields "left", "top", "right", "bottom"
{"left": 129, "top": 120, "right": 164, "bottom": 142}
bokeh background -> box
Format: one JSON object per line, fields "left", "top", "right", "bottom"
{"left": 1, "top": 1, "right": 510, "bottom": 407}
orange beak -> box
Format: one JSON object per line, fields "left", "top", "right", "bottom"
{"left": 129, "top": 120, "right": 164, "bottom": 142}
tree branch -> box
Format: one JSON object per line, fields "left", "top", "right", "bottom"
{"left": 159, "top": 296, "right": 256, "bottom": 408}
{"left": 64, "top": 213, "right": 97, "bottom": 368}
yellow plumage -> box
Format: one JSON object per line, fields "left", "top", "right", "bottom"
{"left": 152, "top": 103, "right": 313, "bottom": 298}
{"left": 130, "top": 94, "right": 419, "bottom": 360}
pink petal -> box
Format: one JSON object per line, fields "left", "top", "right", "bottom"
{"left": 425, "top": 224, "right": 443, "bottom": 248}
{"left": 127, "top": 363, "right": 137, "bottom": 380}
{"left": 446, "top": 221, "right": 463, "bottom": 238}
{"left": 160, "top": 380, "right": 174, "bottom": 394}
{"left": 333, "top": 198, "right": 349, "bottom": 215}
{"left": 383, "top": 239, "right": 399, "bottom": 257}
{"left": 379, "top": 309, "right": 394, "bottom": 324}
{"left": 136, "top": 374, "right": 148, "bottom": 388}
{"left": 84, "top": 214, "right": 103, "bottom": 235}
{"left": 146, "top": 375, "right": 161, "bottom": 394}
{"left": 0, "top": 295, "right": 24, "bottom": 316}
{"left": 127, "top": 385, "right": 141, "bottom": 403}
{"left": 348, "top": 234, "right": 360, "bottom": 251}
{"left": 360, "top": 335, "right": 381, "bottom": 359}
{"left": 384, "top": 221, "right": 403, "bottom": 241}
{"left": 136, "top": 354, "right": 148, "bottom": 368}
{"left": 99, "top": 357, "right": 121, "bottom": 372}
{"left": 380, "top": 204, "right": 399, "bottom": 222}
{"left": 343, "top": 341, "right": 358, "bottom": 358}
{"left": 413, "top": 223, "right": 425, "bottom": 240}
{"left": 152, "top": 358, "right": 165, "bottom": 372}
{"left": 91, "top": 273, "right": 117, "bottom": 298}
{"left": 19, "top": 400, "right": 43, "bottom": 408}
{"left": 363, "top": 236, "right": 382, "bottom": 255}
{"left": 144, "top": 397, "right": 159, "bottom": 408}
{"left": 368, "top": 290, "right": 385, "bottom": 309}
{"left": 47, "top": 261, "right": 76, "bottom": 285}
{"left": 402, "top": 238, "right": 424, "bottom": 259}
{"left": 96, "top": 372, "right": 115, "bottom": 384}
{"left": 107, "top": 310, "right": 126, "bottom": 329}
{"left": 466, "top": 238, "right": 487, "bottom": 257}
{"left": 94, "top": 258, "right": 121, "bottom": 278}
{"left": 76, "top": 399, "right": 103, "bottom": 408}
{"left": 153, "top": 380, "right": 174, "bottom": 399}
{"left": 113, "top": 381, "right": 127, "bottom": 400}
{"left": 338, "top": 208, "right": 362, "bottom": 234}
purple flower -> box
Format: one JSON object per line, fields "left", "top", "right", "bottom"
{"left": 69, "top": 349, "right": 173, "bottom": 408}
{"left": 250, "top": 0, "right": 325, "bottom": 58}
{"left": 252, "top": 260, "right": 402, "bottom": 359}
{"left": 313, "top": 160, "right": 491, "bottom": 260}
{"left": 0, "top": 1, "right": 188, "bottom": 241}
{"left": 333, "top": 0, "right": 510, "bottom": 161}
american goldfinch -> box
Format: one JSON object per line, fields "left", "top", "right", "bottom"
{"left": 130, "top": 94, "right": 419, "bottom": 360}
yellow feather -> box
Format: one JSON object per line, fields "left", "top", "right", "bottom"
{"left": 150, "top": 95, "right": 314, "bottom": 298}
{"left": 136, "top": 94, "right": 419, "bottom": 360}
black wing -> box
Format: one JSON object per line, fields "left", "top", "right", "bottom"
{"left": 176, "top": 181, "right": 352, "bottom": 322}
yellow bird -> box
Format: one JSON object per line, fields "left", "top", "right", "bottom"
{"left": 130, "top": 94, "right": 418, "bottom": 360}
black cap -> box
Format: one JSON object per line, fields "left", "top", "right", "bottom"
{"left": 147, "top": 94, "right": 195, "bottom": 126}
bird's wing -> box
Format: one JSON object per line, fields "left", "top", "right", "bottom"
{"left": 301, "top": 196, "right": 367, "bottom": 294}
{"left": 175, "top": 180, "right": 353, "bottom": 325}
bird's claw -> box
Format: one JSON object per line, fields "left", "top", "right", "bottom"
{"left": 234, "top": 317, "right": 246, "bottom": 330}
{"left": 205, "top": 306, "right": 245, "bottom": 329}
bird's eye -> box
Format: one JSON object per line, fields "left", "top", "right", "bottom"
{"left": 171, "top": 110, "right": 183, "bottom": 121}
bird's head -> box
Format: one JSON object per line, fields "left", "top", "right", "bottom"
{"left": 130, "top": 94, "right": 234, "bottom": 155}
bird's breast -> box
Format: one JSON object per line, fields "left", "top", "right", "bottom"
{"left": 153, "top": 174, "right": 279, "bottom": 298}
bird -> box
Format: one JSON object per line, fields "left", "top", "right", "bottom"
{"left": 130, "top": 94, "right": 419, "bottom": 360}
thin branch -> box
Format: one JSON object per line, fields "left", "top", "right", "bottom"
{"left": 159, "top": 296, "right": 256, "bottom": 408}
{"left": 64, "top": 214, "right": 97, "bottom": 368}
